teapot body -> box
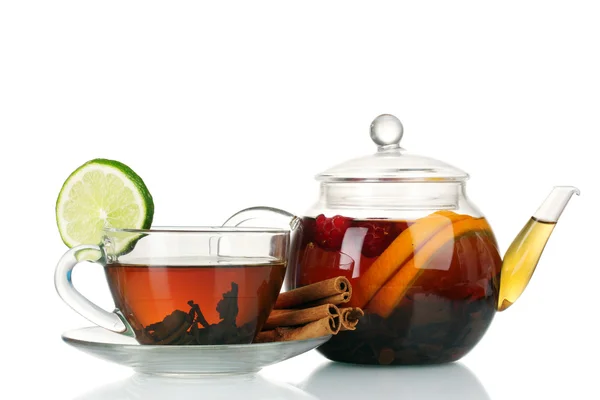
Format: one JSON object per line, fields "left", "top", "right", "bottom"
{"left": 288, "top": 181, "right": 502, "bottom": 365}
{"left": 282, "top": 114, "right": 577, "bottom": 364}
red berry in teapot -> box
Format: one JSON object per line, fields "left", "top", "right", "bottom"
{"left": 314, "top": 214, "right": 353, "bottom": 251}
{"left": 353, "top": 220, "right": 401, "bottom": 258}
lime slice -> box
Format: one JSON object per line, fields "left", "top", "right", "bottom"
{"left": 56, "top": 158, "right": 154, "bottom": 255}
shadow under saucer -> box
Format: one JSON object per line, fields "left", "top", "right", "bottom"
{"left": 73, "top": 373, "right": 318, "bottom": 400}
{"left": 298, "top": 361, "right": 490, "bottom": 400}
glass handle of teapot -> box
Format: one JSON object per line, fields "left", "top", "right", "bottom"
{"left": 222, "top": 206, "right": 303, "bottom": 290}
{"left": 222, "top": 206, "right": 299, "bottom": 229}
{"left": 54, "top": 244, "right": 133, "bottom": 335}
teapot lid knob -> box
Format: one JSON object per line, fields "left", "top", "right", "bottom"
{"left": 370, "top": 114, "right": 404, "bottom": 150}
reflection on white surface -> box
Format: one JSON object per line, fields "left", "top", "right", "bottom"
{"left": 73, "top": 373, "right": 318, "bottom": 400}
{"left": 72, "top": 359, "right": 490, "bottom": 400}
{"left": 298, "top": 362, "right": 490, "bottom": 400}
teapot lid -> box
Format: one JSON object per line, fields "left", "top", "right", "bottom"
{"left": 316, "top": 114, "right": 469, "bottom": 182}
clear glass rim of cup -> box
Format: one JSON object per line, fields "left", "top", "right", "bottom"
{"left": 102, "top": 225, "right": 289, "bottom": 234}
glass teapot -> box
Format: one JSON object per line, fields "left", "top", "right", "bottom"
{"left": 223, "top": 114, "right": 579, "bottom": 365}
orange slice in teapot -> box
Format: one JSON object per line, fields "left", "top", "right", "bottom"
{"left": 349, "top": 210, "right": 469, "bottom": 308}
{"left": 366, "top": 216, "right": 494, "bottom": 318}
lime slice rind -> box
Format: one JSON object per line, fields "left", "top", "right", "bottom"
{"left": 104, "top": 230, "right": 149, "bottom": 260}
{"left": 56, "top": 158, "right": 154, "bottom": 256}
{"left": 75, "top": 248, "right": 103, "bottom": 263}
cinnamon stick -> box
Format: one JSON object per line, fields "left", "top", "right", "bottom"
{"left": 274, "top": 276, "right": 351, "bottom": 309}
{"left": 263, "top": 304, "right": 340, "bottom": 331}
{"left": 255, "top": 316, "right": 340, "bottom": 343}
{"left": 339, "top": 307, "right": 364, "bottom": 331}
{"left": 302, "top": 292, "right": 350, "bottom": 307}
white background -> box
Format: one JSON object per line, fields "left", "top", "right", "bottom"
{"left": 1, "top": 1, "right": 598, "bottom": 398}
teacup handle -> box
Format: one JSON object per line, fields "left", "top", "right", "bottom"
{"left": 222, "top": 206, "right": 303, "bottom": 291}
{"left": 54, "top": 244, "right": 133, "bottom": 335}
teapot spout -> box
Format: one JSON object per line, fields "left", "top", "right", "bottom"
{"left": 531, "top": 186, "right": 581, "bottom": 224}
{"left": 497, "top": 186, "right": 580, "bottom": 311}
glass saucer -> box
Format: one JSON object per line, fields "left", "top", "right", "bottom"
{"left": 62, "top": 327, "right": 331, "bottom": 376}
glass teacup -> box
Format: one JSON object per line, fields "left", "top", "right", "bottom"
{"left": 54, "top": 226, "right": 291, "bottom": 345}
